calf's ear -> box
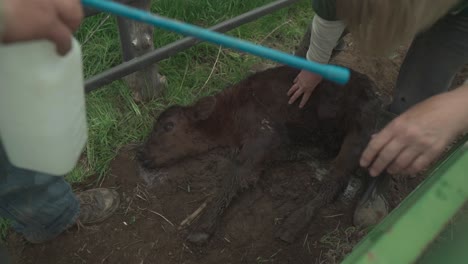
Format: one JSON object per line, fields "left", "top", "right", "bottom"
{"left": 188, "top": 96, "right": 217, "bottom": 122}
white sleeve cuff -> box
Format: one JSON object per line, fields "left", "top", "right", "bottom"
{"left": 306, "top": 15, "right": 346, "bottom": 64}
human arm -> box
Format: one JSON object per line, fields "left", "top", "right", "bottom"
{"left": 288, "top": 14, "right": 346, "bottom": 108}
{"left": 0, "top": 0, "right": 83, "bottom": 55}
{"left": 360, "top": 83, "right": 468, "bottom": 177}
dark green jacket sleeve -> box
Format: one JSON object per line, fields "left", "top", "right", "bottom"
{"left": 311, "top": 0, "right": 338, "bottom": 21}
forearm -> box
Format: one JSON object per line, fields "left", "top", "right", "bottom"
{"left": 306, "top": 14, "right": 346, "bottom": 64}
{"left": 454, "top": 82, "right": 468, "bottom": 133}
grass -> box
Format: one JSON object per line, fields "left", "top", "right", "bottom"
{"left": 319, "top": 225, "right": 367, "bottom": 263}
{"left": 1, "top": 0, "right": 313, "bottom": 239}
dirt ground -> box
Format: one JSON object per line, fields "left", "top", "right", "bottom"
{"left": 6, "top": 36, "right": 468, "bottom": 264}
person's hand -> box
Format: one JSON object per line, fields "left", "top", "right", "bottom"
{"left": 1, "top": 0, "right": 83, "bottom": 55}
{"left": 360, "top": 86, "right": 468, "bottom": 177}
{"left": 287, "top": 70, "right": 323, "bottom": 108}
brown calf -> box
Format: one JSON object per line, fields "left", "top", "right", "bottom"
{"left": 138, "top": 65, "right": 385, "bottom": 244}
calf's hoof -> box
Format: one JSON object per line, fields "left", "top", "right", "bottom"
{"left": 187, "top": 231, "right": 211, "bottom": 245}
{"left": 185, "top": 207, "right": 219, "bottom": 245}
{"left": 353, "top": 189, "right": 388, "bottom": 228}
{"left": 275, "top": 227, "right": 297, "bottom": 244}
{"left": 338, "top": 176, "right": 364, "bottom": 205}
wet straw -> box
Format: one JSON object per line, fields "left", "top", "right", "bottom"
{"left": 81, "top": 0, "right": 350, "bottom": 85}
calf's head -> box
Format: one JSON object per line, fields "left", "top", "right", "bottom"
{"left": 138, "top": 96, "right": 217, "bottom": 169}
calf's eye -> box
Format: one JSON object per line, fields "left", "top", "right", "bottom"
{"left": 163, "top": 122, "right": 174, "bottom": 132}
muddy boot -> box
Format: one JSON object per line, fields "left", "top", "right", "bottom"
{"left": 76, "top": 188, "right": 120, "bottom": 225}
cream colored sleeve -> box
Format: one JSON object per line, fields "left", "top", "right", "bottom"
{"left": 306, "top": 14, "right": 346, "bottom": 64}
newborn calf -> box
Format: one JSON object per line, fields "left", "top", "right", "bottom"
{"left": 138, "top": 65, "right": 385, "bottom": 244}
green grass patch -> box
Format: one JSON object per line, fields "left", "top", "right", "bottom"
{"left": 0, "top": 219, "right": 10, "bottom": 241}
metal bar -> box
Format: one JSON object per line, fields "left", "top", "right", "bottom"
{"left": 416, "top": 203, "right": 468, "bottom": 264}
{"left": 82, "top": 0, "right": 349, "bottom": 84}
{"left": 341, "top": 135, "right": 468, "bottom": 264}
{"left": 85, "top": 0, "right": 299, "bottom": 93}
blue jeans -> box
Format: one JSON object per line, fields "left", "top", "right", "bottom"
{"left": 0, "top": 143, "right": 79, "bottom": 243}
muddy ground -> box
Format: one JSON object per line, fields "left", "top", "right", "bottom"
{"left": 6, "top": 36, "right": 468, "bottom": 264}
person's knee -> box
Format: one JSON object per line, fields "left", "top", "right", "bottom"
{"left": 389, "top": 10, "right": 468, "bottom": 114}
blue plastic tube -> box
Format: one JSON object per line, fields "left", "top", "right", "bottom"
{"left": 81, "top": 0, "right": 350, "bottom": 85}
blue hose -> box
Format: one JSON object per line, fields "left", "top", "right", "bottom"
{"left": 81, "top": 0, "right": 350, "bottom": 85}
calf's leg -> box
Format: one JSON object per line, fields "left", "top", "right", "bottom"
{"left": 276, "top": 128, "right": 370, "bottom": 243}
{"left": 186, "top": 127, "right": 283, "bottom": 244}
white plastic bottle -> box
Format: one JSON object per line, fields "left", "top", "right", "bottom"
{"left": 0, "top": 37, "right": 88, "bottom": 176}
